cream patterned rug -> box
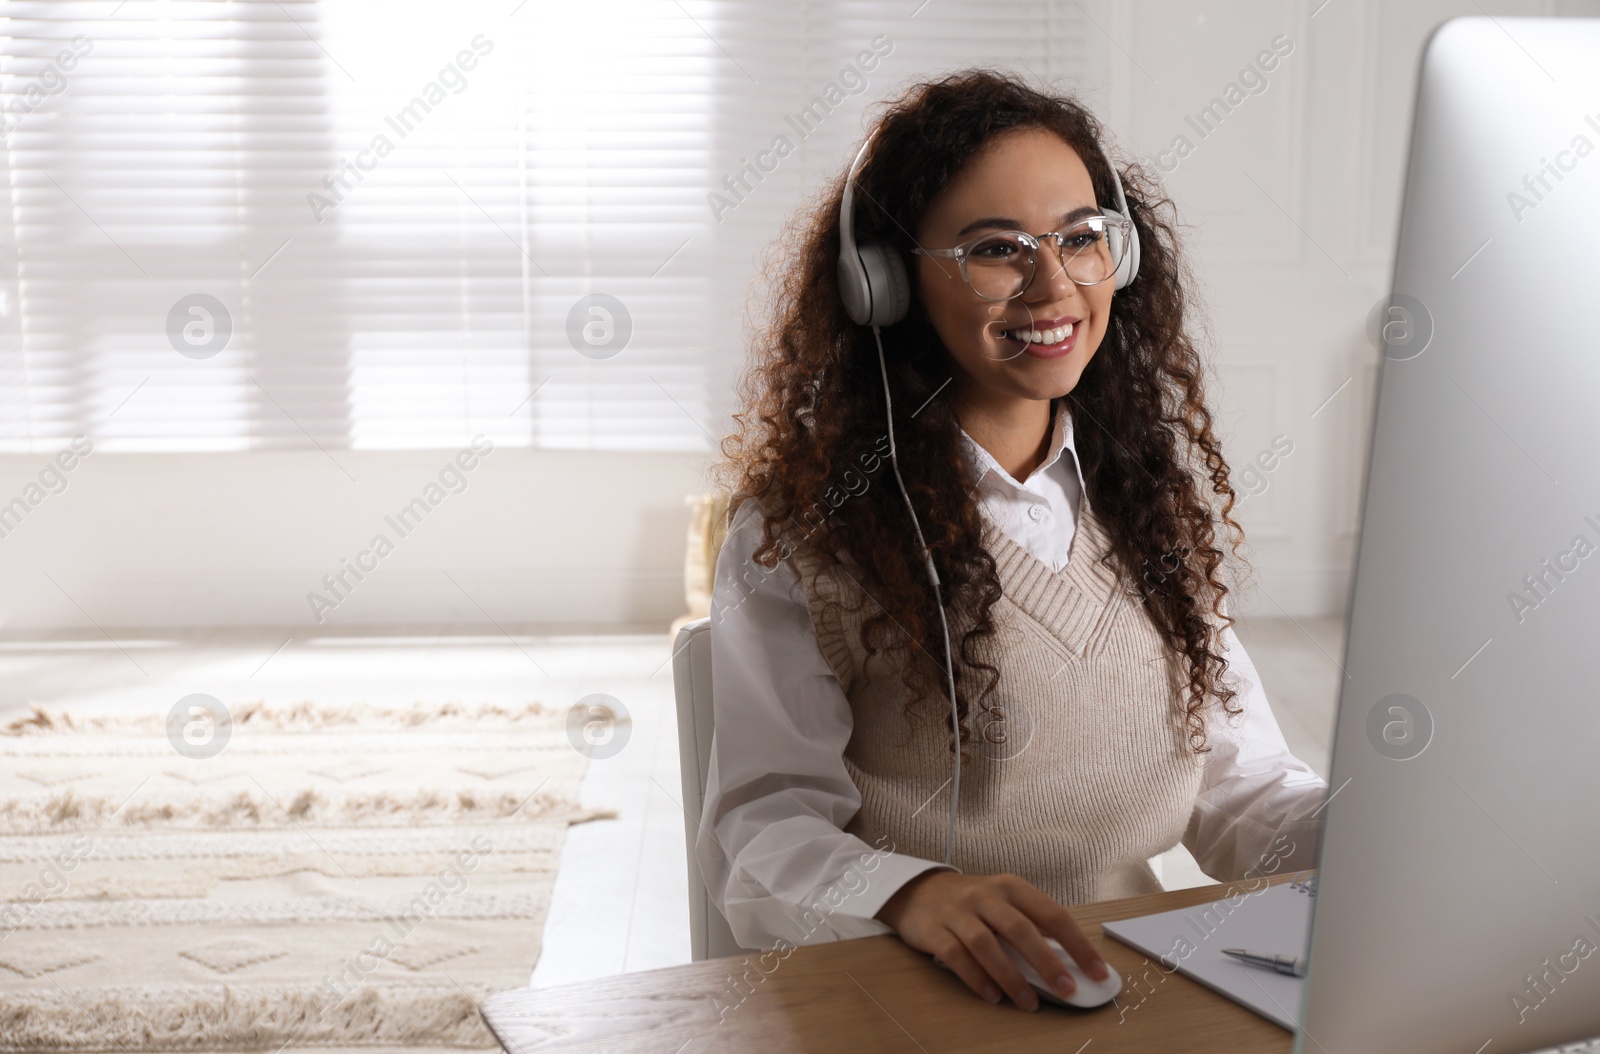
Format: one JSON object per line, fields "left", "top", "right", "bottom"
{"left": 0, "top": 700, "right": 614, "bottom": 1052}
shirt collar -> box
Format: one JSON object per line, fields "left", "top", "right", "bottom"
{"left": 957, "top": 399, "right": 1090, "bottom": 513}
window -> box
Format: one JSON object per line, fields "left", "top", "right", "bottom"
{"left": 0, "top": 0, "right": 1088, "bottom": 452}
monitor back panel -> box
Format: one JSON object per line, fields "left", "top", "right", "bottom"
{"left": 1299, "top": 15, "right": 1600, "bottom": 1054}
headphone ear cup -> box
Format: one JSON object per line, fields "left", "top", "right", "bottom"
{"left": 837, "top": 251, "right": 874, "bottom": 326}
{"left": 837, "top": 244, "right": 906, "bottom": 326}
{"left": 1103, "top": 208, "right": 1141, "bottom": 290}
{"left": 850, "top": 243, "right": 909, "bottom": 327}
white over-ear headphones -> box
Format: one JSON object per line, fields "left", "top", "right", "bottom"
{"left": 836, "top": 126, "right": 1142, "bottom": 327}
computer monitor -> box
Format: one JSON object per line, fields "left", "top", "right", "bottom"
{"left": 1297, "top": 14, "right": 1600, "bottom": 1054}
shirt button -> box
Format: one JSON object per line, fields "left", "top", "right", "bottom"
{"left": 1028, "top": 504, "right": 1047, "bottom": 522}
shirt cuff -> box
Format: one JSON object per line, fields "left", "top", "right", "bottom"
{"left": 823, "top": 851, "right": 959, "bottom": 932}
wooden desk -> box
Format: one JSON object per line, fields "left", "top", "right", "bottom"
{"left": 482, "top": 871, "right": 1309, "bottom": 1053}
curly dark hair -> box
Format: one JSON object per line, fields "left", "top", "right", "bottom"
{"left": 715, "top": 67, "right": 1250, "bottom": 761}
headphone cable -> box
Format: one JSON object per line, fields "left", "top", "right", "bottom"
{"left": 873, "top": 325, "right": 962, "bottom": 868}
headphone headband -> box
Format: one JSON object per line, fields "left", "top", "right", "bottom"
{"left": 838, "top": 135, "right": 871, "bottom": 271}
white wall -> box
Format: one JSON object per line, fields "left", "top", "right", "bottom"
{"left": 0, "top": 448, "right": 709, "bottom": 631}
{"left": 9, "top": 0, "right": 1597, "bottom": 633}
{"left": 1082, "top": 0, "right": 1599, "bottom": 616}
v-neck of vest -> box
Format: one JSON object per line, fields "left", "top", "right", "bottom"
{"left": 979, "top": 500, "right": 1129, "bottom": 656}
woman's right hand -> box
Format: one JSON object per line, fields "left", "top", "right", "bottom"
{"left": 874, "top": 870, "right": 1112, "bottom": 1012}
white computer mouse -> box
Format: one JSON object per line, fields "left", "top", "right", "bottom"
{"left": 935, "top": 935, "right": 1123, "bottom": 1009}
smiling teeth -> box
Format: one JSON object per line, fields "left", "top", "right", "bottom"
{"left": 1008, "top": 322, "right": 1074, "bottom": 344}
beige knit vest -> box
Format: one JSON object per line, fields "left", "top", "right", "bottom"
{"left": 796, "top": 500, "right": 1206, "bottom": 907}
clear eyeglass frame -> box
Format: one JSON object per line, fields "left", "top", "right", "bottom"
{"left": 910, "top": 213, "right": 1131, "bottom": 299}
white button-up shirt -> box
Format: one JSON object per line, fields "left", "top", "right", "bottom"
{"left": 696, "top": 400, "right": 1329, "bottom": 951}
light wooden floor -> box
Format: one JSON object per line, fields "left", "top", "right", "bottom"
{"left": 0, "top": 615, "right": 1344, "bottom": 989}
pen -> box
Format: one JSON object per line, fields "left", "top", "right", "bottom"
{"left": 1222, "top": 948, "right": 1307, "bottom": 977}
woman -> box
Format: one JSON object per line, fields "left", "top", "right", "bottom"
{"left": 697, "top": 68, "right": 1327, "bottom": 1013}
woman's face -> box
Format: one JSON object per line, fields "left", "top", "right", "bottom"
{"left": 913, "top": 126, "right": 1116, "bottom": 409}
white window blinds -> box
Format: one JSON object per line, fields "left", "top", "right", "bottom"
{"left": 0, "top": 0, "right": 1088, "bottom": 452}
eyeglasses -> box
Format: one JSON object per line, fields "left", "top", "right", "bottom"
{"left": 911, "top": 214, "right": 1132, "bottom": 299}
